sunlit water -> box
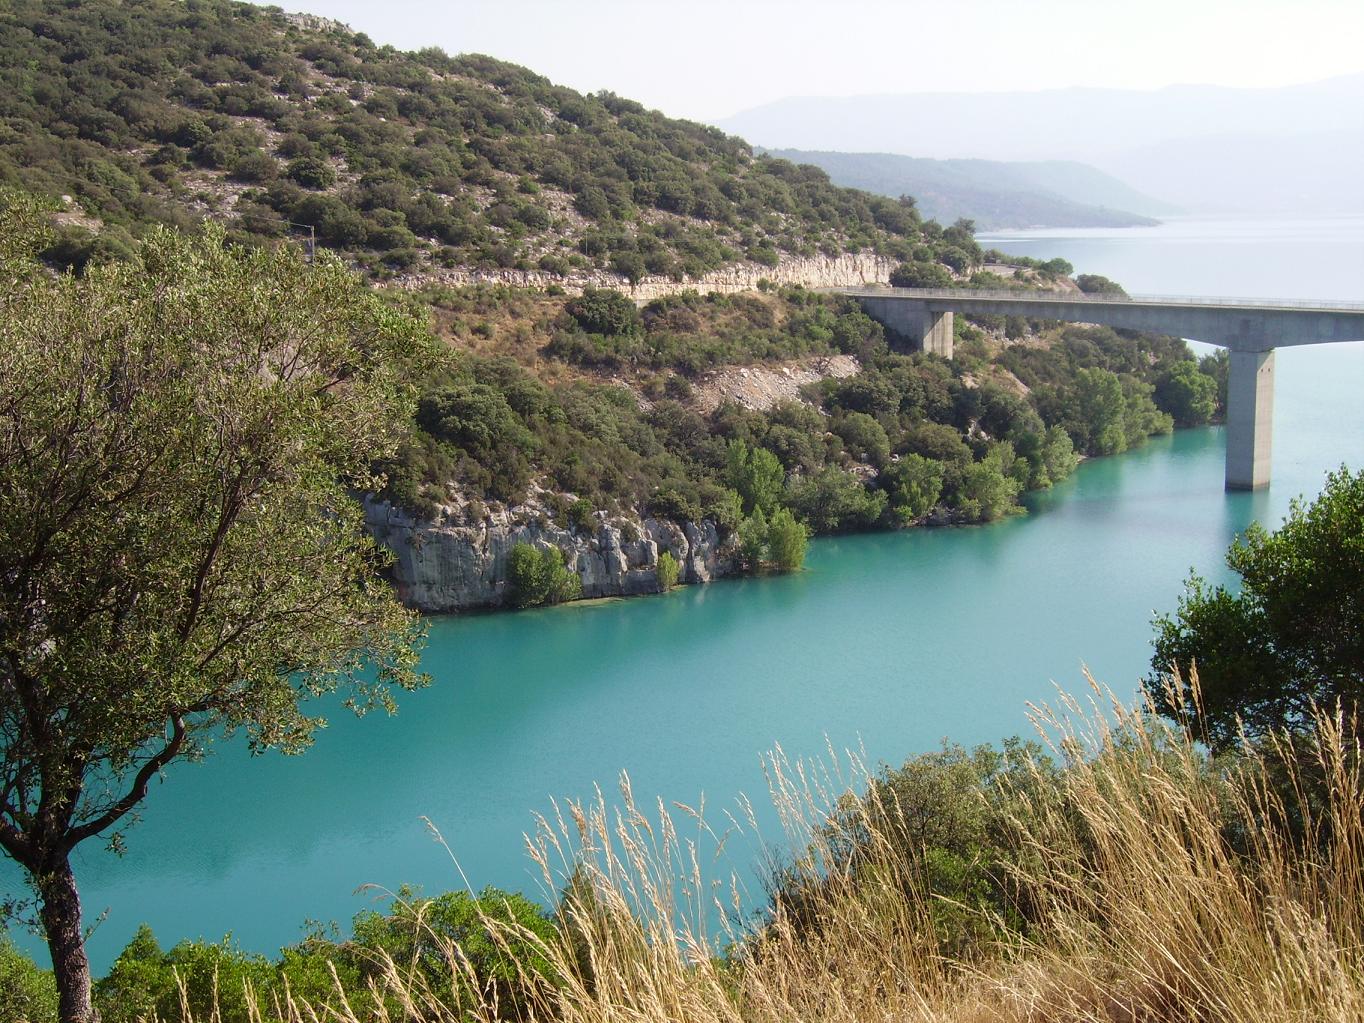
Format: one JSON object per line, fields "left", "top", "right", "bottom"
{"left": 6, "top": 218, "right": 1363, "bottom": 969}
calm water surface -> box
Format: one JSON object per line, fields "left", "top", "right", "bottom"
{"left": 7, "top": 218, "right": 1363, "bottom": 968}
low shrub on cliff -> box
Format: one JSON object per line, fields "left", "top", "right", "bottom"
{"left": 656, "top": 550, "right": 680, "bottom": 590}
{"left": 507, "top": 543, "right": 582, "bottom": 608}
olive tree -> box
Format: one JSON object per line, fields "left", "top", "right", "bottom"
{"left": 0, "top": 195, "right": 429, "bottom": 1022}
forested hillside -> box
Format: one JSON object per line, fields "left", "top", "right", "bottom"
{"left": 0, "top": 0, "right": 937, "bottom": 281}
{"left": 376, "top": 282, "right": 1225, "bottom": 537}
{"left": 0, "top": 0, "right": 1227, "bottom": 558}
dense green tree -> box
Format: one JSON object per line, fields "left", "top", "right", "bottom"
{"left": 0, "top": 204, "right": 428, "bottom": 1022}
{"left": 1032, "top": 426, "right": 1080, "bottom": 489}
{"left": 1199, "top": 349, "right": 1230, "bottom": 419}
{"left": 880, "top": 454, "right": 944, "bottom": 524}
{"left": 832, "top": 411, "right": 892, "bottom": 468}
{"left": 565, "top": 286, "right": 642, "bottom": 336}
{"left": 1075, "top": 274, "right": 1127, "bottom": 296}
{"left": 889, "top": 260, "right": 953, "bottom": 289}
{"left": 656, "top": 550, "right": 681, "bottom": 590}
{"left": 1146, "top": 467, "right": 1364, "bottom": 750}
{"left": 788, "top": 467, "right": 887, "bottom": 533}
{"left": 94, "top": 927, "right": 275, "bottom": 1023}
{"left": 507, "top": 543, "right": 582, "bottom": 607}
{"left": 1155, "top": 360, "right": 1219, "bottom": 426}
{"left": 948, "top": 445, "right": 1023, "bottom": 522}
{"left": 737, "top": 509, "right": 769, "bottom": 570}
{"left": 350, "top": 886, "right": 559, "bottom": 1017}
{"left": 1060, "top": 367, "right": 1129, "bottom": 455}
{"left": 0, "top": 932, "right": 57, "bottom": 1023}
{"left": 1120, "top": 376, "right": 1173, "bottom": 447}
{"left": 804, "top": 738, "right": 1061, "bottom": 959}
{"left": 284, "top": 155, "right": 337, "bottom": 189}
{"left": 767, "top": 508, "right": 810, "bottom": 572}
{"left": 726, "top": 440, "right": 786, "bottom": 516}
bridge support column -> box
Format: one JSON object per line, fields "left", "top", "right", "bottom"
{"left": 1225, "top": 348, "right": 1275, "bottom": 490}
{"left": 855, "top": 298, "right": 954, "bottom": 358}
{"left": 921, "top": 309, "right": 954, "bottom": 358}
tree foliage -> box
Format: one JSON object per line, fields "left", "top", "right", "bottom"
{"left": 767, "top": 508, "right": 810, "bottom": 572}
{"left": 656, "top": 550, "right": 681, "bottom": 590}
{"left": 1146, "top": 467, "right": 1364, "bottom": 751}
{"left": 507, "top": 544, "right": 583, "bottom": 608}
{"left": 1155, "top": 361, "right": 1219, "bottom": 427}
{"left": 0, "top": 198, "right": 429, "bottom": 1020}
{"left": 0, "top": 0, "right": 952, "bottom": 281}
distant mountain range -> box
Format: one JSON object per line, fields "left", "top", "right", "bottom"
{"left": 722, "top": 75, "right": 1364, "bottom": 217}
{"left": 763, "top": 150, "right": 1175, "bottom": 230}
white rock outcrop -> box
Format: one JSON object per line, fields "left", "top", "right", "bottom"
{"left": 363, "top": 498, "right": 729, "bottom": 612}
{"left": 394, "top": 251, "right": 897, "bottom": 303}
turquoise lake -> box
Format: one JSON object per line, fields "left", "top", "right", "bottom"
{"left": 6, "top": 217, "right": 1363, "bottom": 968}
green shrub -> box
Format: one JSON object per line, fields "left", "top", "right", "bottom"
{"left": 568, "top": 498, "right": 595, "bottom": 533}
{"left": 0, "top": 934, "right": 57, "bottom": 1023}
{"left": 284, "top": 156, "right": 336, "bottom": 189}
{"left": 565, "top": 287, "right": 641, "bottom": 336}
{"left": 788, "top": 467, "right": 887, "bottom": 533}
{"left": 880, "top": 454, "right": 944, "bottom": 524}
{"left": 507, "top": 543, "right": 582, "bottom": 608}
{"left": 767, "top": 508, "right": 809, "bottom": 572}
{"left": 1155, "top": 360, "right": 1218, "bottom": 426}
{"left": 889, "top": 261, "right": 953, "bottom": 289}
{"left": 1075, "top": 273, "right": 1127, "bottom": 296}
{"left": 656, "top": 550, "right": 680, "bottom": 590}
{"left": 737, "top": 509, "right": 769, "bottom": 569}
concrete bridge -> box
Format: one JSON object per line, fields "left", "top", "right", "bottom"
{"left": 833, "top": 287, "right": 1364, "bottom": 491}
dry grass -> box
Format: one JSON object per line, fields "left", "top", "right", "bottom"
{"left": 204, "top": 674, "right": 1364, "bottom": 1023}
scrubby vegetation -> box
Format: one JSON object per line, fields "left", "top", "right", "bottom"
{"left": 6, "top": 677, "right": 1358, "bottom": 1023}
{"left": 378, "top": 284, "right": 1220, "bottom": 556}
{"left": 0, "top": 0, "right": 953, "bottom": 282}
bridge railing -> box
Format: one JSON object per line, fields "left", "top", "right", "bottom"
{"left": 830, "top": 286, "right": 1364, "bottom": 312}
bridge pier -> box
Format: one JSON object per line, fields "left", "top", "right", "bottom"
{"left": 856, "top": 298, "right": 954, "bottom": 357}
{"left": 835, "top": 287, "right": 1364, "bottom": 492}
{"left": 1225, "top": 348, "right": 1275, "bottom": 490}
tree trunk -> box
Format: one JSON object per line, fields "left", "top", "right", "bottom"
{"left": 38, "top": 856, "right": 97, "bottom": 1023}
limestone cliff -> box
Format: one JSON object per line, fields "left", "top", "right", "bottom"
{"left": 395, "top": 251, "right": 898, "bottom": 303}
{"left": 363, "top": 498, "right": 730, "bottom": 613}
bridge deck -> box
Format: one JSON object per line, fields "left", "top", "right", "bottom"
{"left": 834, "top": 286, "right": 1364, "bottom": 351}
{"left": 829, "top": 286, "right": 1364, "bottom": 315}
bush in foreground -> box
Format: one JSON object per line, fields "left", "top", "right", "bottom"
{"left": 1147, "top": 466, "right": 1363, "bottom": 751}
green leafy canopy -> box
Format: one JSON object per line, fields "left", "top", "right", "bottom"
{"left": 0, "top": 191, "right": 433, "bottom": 874}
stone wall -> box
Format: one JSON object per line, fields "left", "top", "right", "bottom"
{"left": 364, "top": 498, "right": 730, "bottom": 613}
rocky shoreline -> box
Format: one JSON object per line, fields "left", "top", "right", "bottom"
{"left": 363, "top": 498, "right": 730, "bottom": 613}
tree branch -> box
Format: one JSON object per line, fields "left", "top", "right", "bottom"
{"left": 62, "top": 715, "right": 186, "bottom": 852}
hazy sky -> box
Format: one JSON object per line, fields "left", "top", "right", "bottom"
{"left": 269, "top": 0, "right": 1364, "bottom": 122}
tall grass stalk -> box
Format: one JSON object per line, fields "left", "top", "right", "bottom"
{"left": 160, "top": 673, "right": 1363, "bottom": 1022}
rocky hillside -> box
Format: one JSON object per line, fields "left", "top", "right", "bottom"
{"left": 1, "top": 0, "right": 940, "bottom": 286}
{"left": 0, "top": 0, "right": 1229, "bottom": 614}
